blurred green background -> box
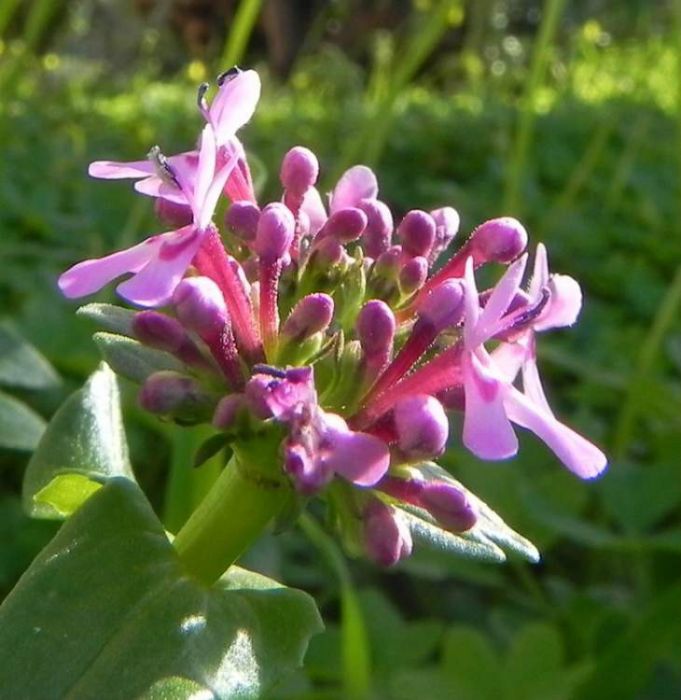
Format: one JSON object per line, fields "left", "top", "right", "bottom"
{"left": 1, "top": 1, "right": 681, "bottom": 698}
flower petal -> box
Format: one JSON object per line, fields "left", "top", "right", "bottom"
{"left": 58, "top": 238, "right": 160, "bottom": 298}
{"left": 134, "top": 177, "right": 187, "bottom": 205}
{"left": 504, "top": 386, "right": 607, "bottom": 478}
{"left": 300, "top": 187, "right": 328, "bottom": 234}
{"left": 116, "top": 227, "right": 202, "bottom": 307}
{"left": 88, "top": 159, "right": 154, "bottom": 179}
{"left": 462, "top": 353, "right": 518, "bottom": 460}
{"left": 210, "top": 69, "right": 261, "bottom": 145}
{"left": 330, "top": 165, "right": 378, "bottom": 212}
{"left": 528, "top": 242, "right": 549, "bottom": 298}
{"left": 321, "top": 413, "right": 390, "bottom": 487}
{"left": 476, "top": 254, "right": 528, "bottom": 344}
{"left": 535, "top": 274, "right": 582, "bottom": 331}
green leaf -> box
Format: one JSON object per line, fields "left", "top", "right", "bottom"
{"left": 34, "top": 474, "right": 103, "bottom": 518}
{"left": 94, "top": 331, "right": 184, "bottom": 384}
{"left": 140, "top": 676, "right": 213, "bottom": 699}
{"left": 77, "top": 303, "right": 137, "bottom": 336}
{"left": 398, "top": 462, "right": 540, "bottom": 564}
{"left": 0, "top": 389, "right": 46, "bottom": 451}
{"left": 0, "top": 479, "right": 323, "bottom": 699}
{"left": 0, "top": 322, "right": 60, "bottom": 389}
{"left": 441, "top": 626, "right": 501, "bottom": 700}
{"left": 23, "top": 362, "right": 134, "bottom": 519}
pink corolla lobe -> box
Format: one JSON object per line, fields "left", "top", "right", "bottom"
{"left": 245, "top": 366, "right": 390, "bottom": 494}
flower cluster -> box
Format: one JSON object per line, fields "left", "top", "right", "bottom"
{"left": 60, "top": 69, "right": 606, "bottom": 567}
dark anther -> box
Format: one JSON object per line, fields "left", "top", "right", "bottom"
{"left": 217, "top": 66, "right": 241, "bottom": 86}
{"left": 197, "top": 82, "right": 209, "bottom": 109}
{"left": 253, "top": 364, "right": 287, "bottom": 378}
{"left": 147, "top": 145, "right": 180, "bottom": 188}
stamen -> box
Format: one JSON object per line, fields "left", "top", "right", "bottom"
{"left": 216, "top": 66, "right": 241, "bottom": 85}
{"left": 147, "top": 145, "right": 180, "bottom": 188}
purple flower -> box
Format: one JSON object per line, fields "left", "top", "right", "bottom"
{"left": 460, "top": 253, "right": 606, "bottom": 478}
{"left": 59, "top": 125, "right": 234, "bottom": 306}
{"left": 87, "top": 69, "right": 261, "bottom": 206}
{"left": 246, "top": 367, "right": 390, "bottom": 494}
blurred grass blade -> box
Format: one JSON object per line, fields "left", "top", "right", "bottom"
{"left": 299, "top": 514, "right": 371, "bottom": 700}
{"left": 503, "top": 0, "right": 566, "bottom": 215}
{"left": 0, "top": 0, "right": 22, "bottom": 38}
{"left": 221, "top": 0, "right": 263, "bottom": 70}
{"left": 611, "top": 265, "right": 681, "bottom": 460}
{"left": 23, "top": 0, "right": 64, "bottom": 52}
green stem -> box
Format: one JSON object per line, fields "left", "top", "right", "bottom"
{"left": 174, "top": 454, "right": 289, "bottom": 585}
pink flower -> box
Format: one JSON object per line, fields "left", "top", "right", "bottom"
{"left": 460, "top": 252, "right": 606, "bottom": 478}
{"left": 246, "top": 366, "right": 390, "bottom": 494}
{"left": 59, "top": 125, "right": 234, "bottom": 306}
{"left": 87, "top": 69, "right": 261, "bottom": 205}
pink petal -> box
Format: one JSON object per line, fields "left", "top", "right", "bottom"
{"left": 462, "top": 257, "right": 481, "bottom": 348}
{"left": 300, "top": 187, "right": 328, "bottom": 234}
{"left": 58, "top": 238, "right": 160, "bottom": 298}
{"left": 504, "top": 387, "right": 607, "bottom": 479}
{"left": 330, "top": 166, "right": 378, "bottom": 213}
{"left": 528, "top": 242, "right": 549, "bottom": 298}
{"left": 521, "top": 352, "right": 553, "bottom": 415}
{"left": 535, "top": 274, "right": 582, "bottom": 331}
{"left": 116, "top": 227, "right": 202, "bottom": 307}
{"left": 88, "top": 159, "right": 154, "bottom": 179}
{"left": 134, "top": 177, "right": 187, "bottom": 205}
{"left": 210, "top": 69, "right": 261, "bottom": 145}
{"left": 462, "top": 353, "right": 518, "bottom": 460}
{"left": 491, "top": 340, "right": 527, "bottom": 382}
{"left": 321, "top": 413, "right": 390, "bottom": 487}
{"left": 192, "top": 125, "right": 217, "bottom": 218}
{"left": 199, "top": 149, "right": 238, "bottom": 231}
{"left": 475, "top": 254, "right": 528, "bottom": 345}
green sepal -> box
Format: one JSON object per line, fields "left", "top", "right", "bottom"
{"left": 77, "top": 302, "right": 137, "bottom": 336}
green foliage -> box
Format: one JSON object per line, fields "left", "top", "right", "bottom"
{"left": 0, "top": 478, "right": 323, "bottom": 698}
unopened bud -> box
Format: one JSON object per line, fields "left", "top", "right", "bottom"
{"left": 373, "top": 245, "right": 402, "bottom": 280}
{"left": 155, "top": 198, "right": 193, "bottom": 228}
{"left": 225, "top": 201, "right": 260, "bottom": 242}
{"left": 472, "top": 217, "right": 528, "bottom": 264}
{"left": 133, "top": 311, "right": 190, "bottom": 354}
{"left": 418, "top": 482, "right": 476, "bottom": 531}
{"left": 398, "top": 210, "right": 436, "bottom": 258}
{"left": 281, "top": 293, "right": 334, "bottom": 341}
{"left": 280, "top": 146, "right": 319, "bottom": 196}
{"left": 173, "top": 276, "right": 228, "bottom": 338}
{"left": 399, "top": 256, "right": 429, "bottom": 296}
{"left": 430, "top": 207, "right": 460, "bottom": 261}
{"left": 139, "top": 371, "right": 213, "bottom": 420}
{"left": 319, "top": 207, "right": 367, "bottom": 243}
{"left": 358, "top": 199, "right": 393, "bottom": 258}
{"left": 363, "top": 499, "right": 413, "bottom": 567}
{"left": 417, "top": 279, "right": 465, "bottom": 332}
{"left": 356, "top": 300, "right": 395, "bottom": 358}
{"left": 254, "top": 202, "right": 295, "bottom": 261}
{"left": 311, "top": 236, "right": 345, "bottom": 267}
{"left": 394, "top": 394, "right": 449, "bottom": 459}
{"left": 212, "top": 393, "right": 247, "bottom": 430}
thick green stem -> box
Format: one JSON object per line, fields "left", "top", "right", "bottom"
{"left": 173, "top": 454, "right": 289, "bottom": 586}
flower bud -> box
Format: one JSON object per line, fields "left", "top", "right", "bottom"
{"left": 363, "top": 499, "right": 413, "bottom": 567}
{"left": 154, "top": 198, "right": 193, "bottom": 228}
{"left": 418, "top": 481, "right": 477, "bottom": 532}
{"left": 373, "top": 245, "right": 402, "bottom": 281}
{"left": 319, "top": 207, "right": 367, "bottom": 243}
{"left": 225, "top": 201, "right": 260, "bottom": 242}
{"left": 254, "top": 202, "right": 295, "bottom": 262}
{"left": 358, "top": 198, "right": 393, "bottom": 258}
{"left": 280, "top": 146, "right": 319, "bottom": 197}
{"left": 173, "top": 276, "right": 228, "bottom": 338}
{"left": 132, "top": 311, "right": 190, "bottom": 354}
{"left": 471, "top": 217, "right": 527, "bottom": 264}
{"left": 398, "top": 210, "right": 436, "bottom": 258}
{"left": 311, "top": 236, "right": 345, "bottom": 267}
{"left": 399, "top": 256, "right": 429, "bottom": 296}
{"left": 393, "top": 394, "right": 449, "bottom": 459}
{"left": 430, "top": 207, "right": 460, "bottom": 261}
{"left": 212, "top": 393, "right": 247, "bottom": 430}
{"left": 356, "top": 300, "right": 395, "bottom": 359}
{"left": 139, "top": 371, "right": 214, "bottom": 420}
{"left": 416, "top": 279, "right": 465, "bottom": 332}
{"left": 281, "top": 293, "right": 334, "bottom": 341}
